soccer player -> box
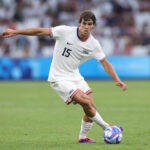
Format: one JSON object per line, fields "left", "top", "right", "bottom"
{"left": 1, "top": 10, "right": 127, "bottom": 143}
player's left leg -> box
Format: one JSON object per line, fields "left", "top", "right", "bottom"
{"left": 78, "top": 114, "right": 93, "bottom": 140}
{"left": 78, "top": 93, "right": 94, "bottom": 140}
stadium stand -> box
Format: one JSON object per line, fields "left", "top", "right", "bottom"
{"left": 0, "top": 0, "right": 150, "bottom": 58}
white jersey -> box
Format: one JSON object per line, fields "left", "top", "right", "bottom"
{"left": 48, "top": 25, "right": 106, "bottom": 82}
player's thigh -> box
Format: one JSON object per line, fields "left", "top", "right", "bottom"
{"left": 72, "top": 90, "right": 95, "bottom": 107}
{"left": 72, "top": 79, "right": 95, "bottom": 106}
{"left": 80, "top": 79, "right": 96, "bottom": 108}
{"left": 72, "top": 90, "right": 91, "bottom": 106}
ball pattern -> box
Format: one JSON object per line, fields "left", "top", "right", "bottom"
{"left": 103, "top": 125, "right": 123, "bottom": 144}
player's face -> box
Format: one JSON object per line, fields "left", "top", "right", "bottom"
{"left": 79, "top": 19, "right": 95, "bottom": 38}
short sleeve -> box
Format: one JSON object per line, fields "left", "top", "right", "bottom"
{"left": 92, "top": 40, "right": 106, "bottom": 62}
{"left": 51, "top": 25, "right": 69, "bottom": 39}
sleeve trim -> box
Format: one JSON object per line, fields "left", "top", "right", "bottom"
{"left": 99, "top": 57, "right": 106, "bottom": 63}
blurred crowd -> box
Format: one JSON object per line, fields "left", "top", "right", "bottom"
{"left": 0, "top": 0, "right": 150, "bottom": 58}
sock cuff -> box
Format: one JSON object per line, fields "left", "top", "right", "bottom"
{"left": 88, "top": 111, "right": 98, "bottom": 120}
{"left": 88, "top": 111, "right": 108, "bottom": 129}
{"left": 82, "top": 118, "right": 93, "bottom": 126}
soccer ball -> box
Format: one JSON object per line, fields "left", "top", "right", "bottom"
{"left": 103, "top": 125, "right": 123, "bottom": 144}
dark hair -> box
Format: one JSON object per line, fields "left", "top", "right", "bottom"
{"left": 79, "top": 10, "right": 96, "bottom": 25}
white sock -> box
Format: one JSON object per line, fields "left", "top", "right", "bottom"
{"left": 89, "top": 111, "right": 109, "bottom": 129}
{"left": 79, "top": 119, "right": 93, "bottom": 139}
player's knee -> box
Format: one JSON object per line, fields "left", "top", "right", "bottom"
{"left": 87, "top": 97, "right": 96, "bottom": 110}
{"left": 92, "top": 103, "right": 96, "bottom": 109}
{"left": 87, "top": 95, "right": 96, "bottom": 110}
{"left": 75, "top": 93, "right": 95, "bottom": 111}
{"left": 82, "top": 98, "right": 94, "bottom": 111}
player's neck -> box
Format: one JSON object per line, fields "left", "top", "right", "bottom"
{"left": 77, "top": 27, "right": 90, "bottom": 42}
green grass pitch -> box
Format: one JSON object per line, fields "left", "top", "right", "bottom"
{"left": 0, "top": 80, "right": 150, "bottom": 150}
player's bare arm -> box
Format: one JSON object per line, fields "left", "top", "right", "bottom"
{"left": 0, "top": 28, "right": 50, "bottom": 38}
{"left": 101, "top": 58, "right": 127, "bottom": 91}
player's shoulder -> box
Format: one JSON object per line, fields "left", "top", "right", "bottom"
{"left": 53, "top": 25, "right": 75, "bottom": 31}
{"left": 51, "top": 25, "right": 76, "bottom": 38}
{"left": 89, "top": 34, "right": 100, "bottom": 45}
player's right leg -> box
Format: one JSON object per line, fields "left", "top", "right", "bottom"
{"left": 72, "top": 91, "right": 109, "bottom": 143}
{"left": 73, "top": 91, "right": 108, "bottom": 129}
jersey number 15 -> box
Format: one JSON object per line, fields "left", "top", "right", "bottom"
{"left": 62, "top": 47, "right": 72, "bottom": 57}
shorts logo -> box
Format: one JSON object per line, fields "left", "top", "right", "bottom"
{"left": 69, "top": 89, "right": 74, "bottom": 94}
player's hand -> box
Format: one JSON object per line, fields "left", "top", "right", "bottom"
{"left": 0, "top": 29, "right": 17, "bottom": 38}
{"left": 116, "top": 81, "right": 127, "bottom": 91}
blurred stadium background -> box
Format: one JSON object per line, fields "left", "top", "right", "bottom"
{"left": 0, "top": 0, "right": 150, "bottom": 80}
